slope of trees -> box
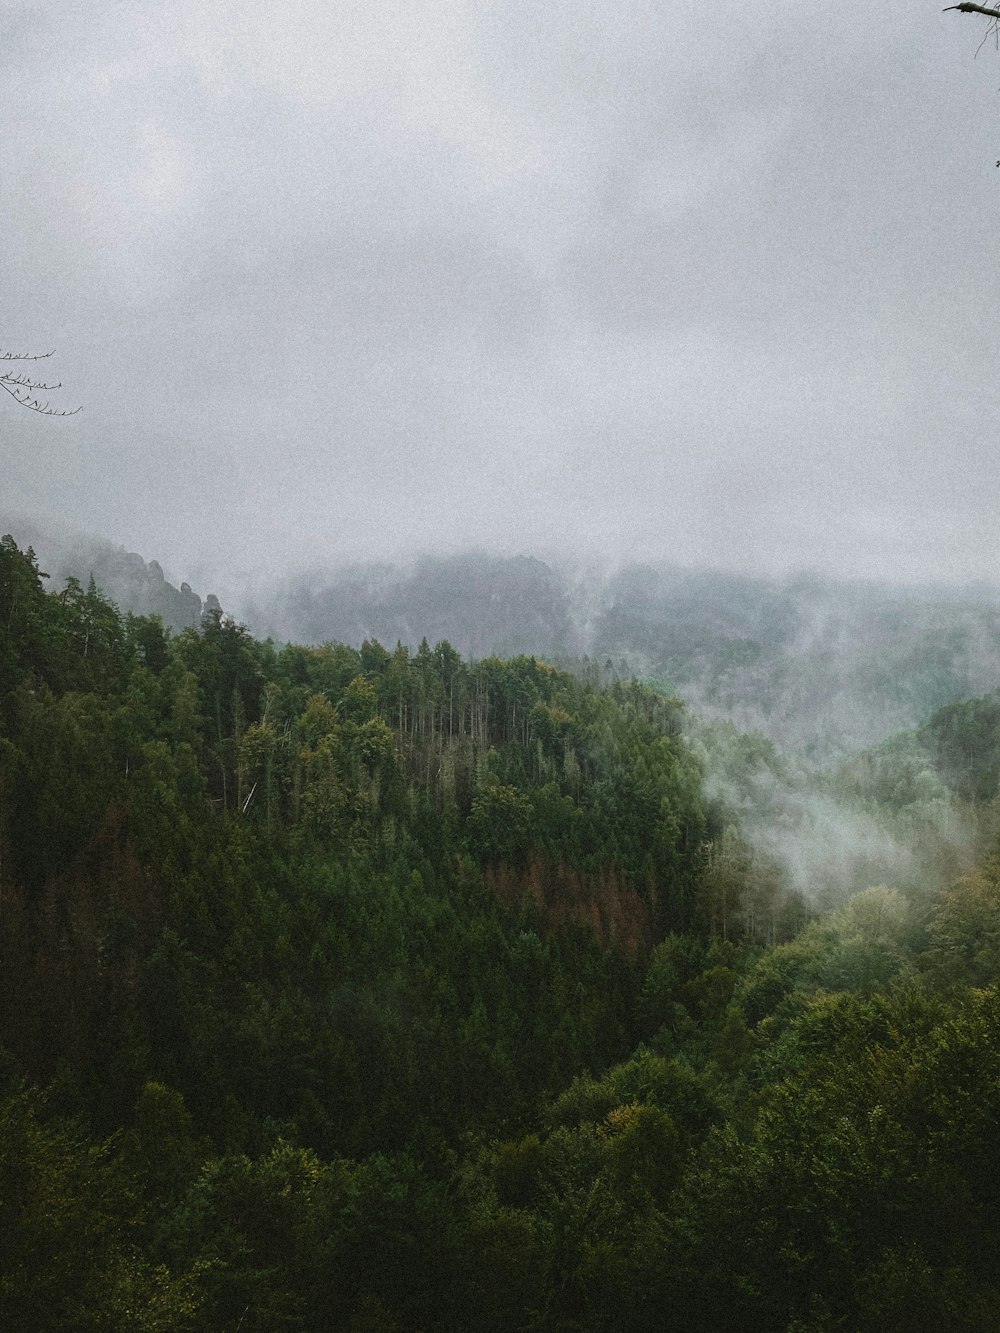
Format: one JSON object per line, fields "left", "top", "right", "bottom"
{"left": 5, "top": 533, "right": 1000, "bottom": 1329}
{"left": 253, "top": 555, "right": 1000, "bottom": 765}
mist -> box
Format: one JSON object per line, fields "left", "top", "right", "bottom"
{"left": 689, "top": 715, "right": 981, "bottom": 910}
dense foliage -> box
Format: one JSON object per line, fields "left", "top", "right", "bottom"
{"left": 5, "top": 533, "right": 1000, "bottom": 1330}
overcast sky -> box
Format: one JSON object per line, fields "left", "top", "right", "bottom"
{"left": 4, "top": 0, "right": 1000, "bottom": 596}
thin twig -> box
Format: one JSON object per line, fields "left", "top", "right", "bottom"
{"left": 0, "top": 348, "right": 80, "bottom": 414}
{"left": 0, "top": 379, "right": 81, "bottom": 416}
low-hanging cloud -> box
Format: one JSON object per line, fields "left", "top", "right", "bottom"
{"left": 4, "top": 0, "right": 1000, "bottom": 594}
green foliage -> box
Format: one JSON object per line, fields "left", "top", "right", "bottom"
{"left": 468, "top": 783, "right": 535, "bottom": 866}
{"left": 9, "top": 535, "right": 1000, "bottom": 1329}
{"left": 734, "top": 885, "right": 916, "bottom": 1033}
{"left": 0, "top": 1086, "right": 202, "bottom": 1331}
{"left": 669, "top": 984, "right": 1000, "bottom": 1329}
{"left": 925, "top": 855, "right": 1000, "bottom": 986}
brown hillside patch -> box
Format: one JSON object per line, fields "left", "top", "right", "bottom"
{"left": 485, "top": 856, "right": 653, "bottom": 955}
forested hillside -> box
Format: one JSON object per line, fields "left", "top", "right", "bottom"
{"left": 251, "top": 556, "right": 1000, "bottom": 764}
{"left": 9, "top": 523, "right": 1000, "bottom": 768}
{"left": 684, "top": 691, "right": 1000, "bottom": 916}
{"left": 7, "top": 533, "right": 1000, "bottom": 1330}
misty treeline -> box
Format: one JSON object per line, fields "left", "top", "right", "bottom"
{"left": 6, "top": 534, "right": 1000, "bottom": 1329}
{"left": 14, "top": 525, "right": 1000, "bottom": 765}
{"left": 249, "top": 554, "right": 1000, "bottom": 763}
{"left": 0, "top": 511, "right": 208, "bottom": 633}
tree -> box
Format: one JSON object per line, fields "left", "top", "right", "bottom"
{"left": 1, "top": 349, "right": 79, "bottom": 416}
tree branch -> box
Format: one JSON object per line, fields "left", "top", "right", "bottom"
{"left": 1, "top": 372, "right": 62, "bottom": 391}
{"left": 0, "top": 377, "right": 81, "bottom": 415}
{"left": 0, "top": 348, "right": 81, "bottom": 415}
{"left": 944, "top": 4, "right": 1000, "bottom": 18}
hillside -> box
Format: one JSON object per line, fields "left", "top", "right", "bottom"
{"left": 252, "top": 556, "right": 1000, "bottom": 764}
{"left": 8, "top": 535, "right": 1000, "bottom": 1329}
{"left": 7, "top": 518, "right": 1000, "bottom": 767}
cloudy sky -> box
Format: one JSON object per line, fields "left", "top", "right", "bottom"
{"left": 3, "top": 0, "right": 999, "bottom": 595}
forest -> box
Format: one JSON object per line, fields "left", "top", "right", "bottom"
{"left": 5, "top": 531, "right": 1000, "bottom": 1331}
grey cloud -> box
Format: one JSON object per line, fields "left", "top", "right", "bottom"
{"left": 3, "top": 0, "right": 999, "bottom": 591}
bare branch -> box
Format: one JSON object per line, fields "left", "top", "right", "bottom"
{"left": 944, "top": 3, "right": 1000, "bottom": 17}
{"left": 0, "top": 388, "right": 80, "bottom": 415}
{"left": 0, "top": 379, "right": 81, "bottom": 416}
{"left": 1, "top": 372, "right": 62, "bottom": 391}
{"left": 0, "top": 347, "right": 80, "bottom": 415}
{"left": 973, "top": 19, "right": 999, "bottom": 56}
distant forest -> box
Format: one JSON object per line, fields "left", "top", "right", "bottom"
{"left": 249, "top": 557, "right": 1000, "bottom": 763}
{"left": 6, "top": 532, "right": 1000, "bottom": 1329}
{"left": 10, "top": 513, "right": 1000, "bottom": 763}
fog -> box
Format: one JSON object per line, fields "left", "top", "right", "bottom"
{"left": 5, "top": 1, "right": 1000, "bottom": 596}
{"left": 690, "top": 715, "right": 981, "bottom": 908}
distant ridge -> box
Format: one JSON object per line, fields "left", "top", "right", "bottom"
{"left": 250, "top": 555, "right": 1000, "bottom": 763}
{"left": 0, "top": 512, "right": 209, "bottom": 631}
{"left": 7, "top": 517, "right": 1000, "bottom": 764}
{"left": 245, "top": 551, "right": 579, "bottom": 661}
